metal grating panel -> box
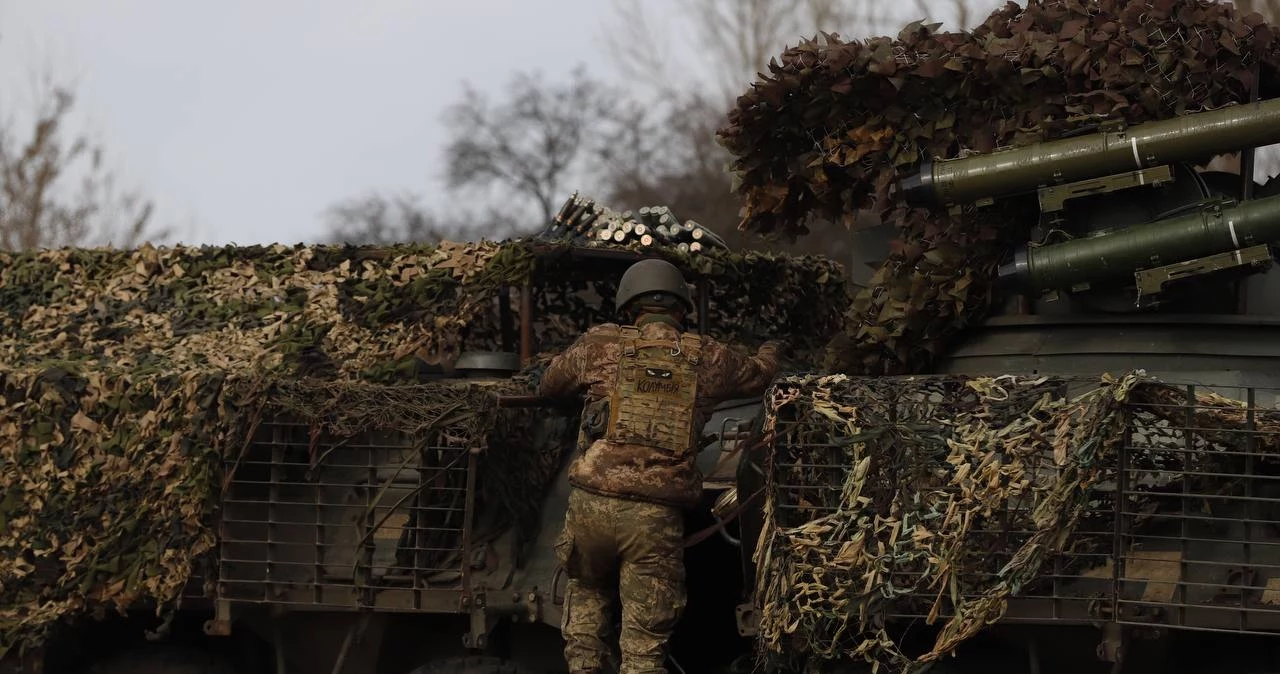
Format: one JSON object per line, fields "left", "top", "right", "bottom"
{"left": 768, "top": 381, "right": 1280, "bottom": 634}
{"left": 1116, "top": 385, "right": 1280, "bottom": 634}
{"left": 217, "top": 419, "right": 473, "bottom": 612}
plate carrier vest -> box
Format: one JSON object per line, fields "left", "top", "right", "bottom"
{"left": 604, "top": 326, "right": 703, "bottom": 456}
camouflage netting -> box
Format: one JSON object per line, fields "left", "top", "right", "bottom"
{"left": 754, "top": 372, "right": 1280, "bottom": 672}
{"left": 718, "top": 0, "right": 1280, "bottom": 375}
{"left": 0, "top": 236, "right": 846, "bottom": 657}
{"left": 0, "top": 367, "right": 252, "bottom": 658}
{"left": 523, "top": 241, "right": 847, "bottom": 363}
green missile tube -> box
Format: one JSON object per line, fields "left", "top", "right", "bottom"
{"left": 902, "top": 98, "right": 1280, "bottom": 206}
{"left": 998, "top": 194, "right": 1280, "bottom": 293}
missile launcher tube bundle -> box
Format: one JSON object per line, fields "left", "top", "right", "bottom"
{"left": 903, "top": 98, "right": 1280, "bottom": 207}
{"left": 716, "top": 0, "right": 1280, "bottom": 377}
{"left": 713, "top": 0, "right": 1280, "bottom": 670}
{"left": 1001, "top": 194, "right": 1280, "bottom": 292}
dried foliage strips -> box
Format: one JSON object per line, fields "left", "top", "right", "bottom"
{"left": 0, "top": 368, "right": 250, "bottom": 658}
{"left": 718, "top": 0, "right": 1280, "bottom": 375}
{"left": 755, "top": 372, "right": 1141, "bottom": 671}
{"left": 0, "top": 236, "right": 843, "bottom": 656}
{"left": 755, "top": 372, "right": 1280, "bottom": 671}
{"left": 0, "top": 368, "right": 537, "bottom": 658}
{"left": 0, "top": 238, "right": 844, "bottom": 376}
{"left": 515, "top": 241, "right": 847, "bottom": 364}
{"left": 0, "top": 241, "right": 530, "bottom": 379}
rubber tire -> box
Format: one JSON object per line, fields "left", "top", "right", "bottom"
{"left": 87, "top": 646, "right": 243, "bottom": 674}
{"left": 409, "top": 656, "right": 542, "bottom": 674}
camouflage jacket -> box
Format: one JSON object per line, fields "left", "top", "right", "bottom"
{"left": 538, "top": 318, "right": 780, "bottom": 508}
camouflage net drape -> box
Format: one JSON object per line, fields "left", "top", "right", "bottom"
{"left": 0, "top": 368, "right": 535, "bottom": 659}
{"left": 523, "top": 240, "right": 847, "bottom": 362}
{"left": 755, "top": 372, "right": 1139, "bottom": 672}
{"left": 718, "top": 0, "right": 1280, "bottom": 375}
{"left": 754, "top": 372, "right": 1280, "bottom": 672}
{"left": 0, "top": 237, "right": 845, "bottom": 657}
{"left": 0, "top": 240, "right": 842, "bottom": 378}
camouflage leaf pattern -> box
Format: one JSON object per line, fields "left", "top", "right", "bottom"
{"left": 0, "top": 234, "right": 844, "bottom": 657}
{"left": 717, "top": 0, "right": 1280, "bottom": 375}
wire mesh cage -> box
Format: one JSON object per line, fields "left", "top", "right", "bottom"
{"left": 216, "top": 418, "right": 474, "bottom": 612}
{"left": 1115, "top": 383, "right": 1280, "bottom": 633}
{"left": 758, "top": 373, "right": 1280, "bottom": 667}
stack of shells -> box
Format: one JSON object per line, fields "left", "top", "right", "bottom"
{"left": 537, "top": 192, "right": 731, "bottom": 254}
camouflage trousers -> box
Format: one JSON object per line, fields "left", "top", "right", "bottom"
{"left": 555, "top": 487, "right": 686, "bottom": 674}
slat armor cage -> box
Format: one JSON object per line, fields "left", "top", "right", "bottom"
{"left": 757, "top": 373, "right": 1280, "bottom": 667}
{"left": 217, "top": 419, "right": 475, "bottom": 612}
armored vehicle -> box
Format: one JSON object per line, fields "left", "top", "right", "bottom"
{"left": 0, "top": 237, "right": 844, "bottom": 674}
{"left": 14, "top": 90, "right": 1280, "bottom": 674}
{"left": 735, "top": 97, "right": 1280, "bottom": 674}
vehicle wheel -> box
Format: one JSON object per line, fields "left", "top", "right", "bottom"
{"left": 87, "top": 646, "right": 245, "bottom": 674}
{"left": 409, "top": 656, "right": 542, "bottom": 674}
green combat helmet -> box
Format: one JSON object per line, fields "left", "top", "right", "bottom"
{"left": 614, "top": 258, "right": 694, "bottom": 314}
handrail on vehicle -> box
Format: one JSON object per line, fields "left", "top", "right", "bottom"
{"left": 495, "top": 394, "right": 583, "bottom": 411}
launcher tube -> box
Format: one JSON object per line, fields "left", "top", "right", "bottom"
{"left": 902, "top": 98, "right": 1280, "bottom": 206}
{"left": 998, "top": 194, "right": 1280, "bottom": 292}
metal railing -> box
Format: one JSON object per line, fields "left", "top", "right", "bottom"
{"left": 215, "top": 419, "right": 474, "bottom": 612}
{"left": 767, "top": 380, "right": 1280, "bottom": 635}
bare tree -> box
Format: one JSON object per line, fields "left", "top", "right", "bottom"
{"left": 323, "top": 191, "right": 524, "bottom": 245}
{"left": 443, "top": 66, "right": 620, "bottom": 225}
{"left": 599, "top": 92, "right": 741, "bottom": 236}
{"left": 598, "top": 88, "right": 874, "bottom": 262}
{"left": 324, "top": 65, "right": 620, "bottom": 244}
{"left": 0, "top": 73, "right": 167, "bottom": 251}
{"left": 603, "top": 0, "right": 973, "bottom": 106}
{"left": 595, "top": 0, "right": 943, "bottom": 257}
{"left": 324, "top": 192, "right": 449, "bottom": 245}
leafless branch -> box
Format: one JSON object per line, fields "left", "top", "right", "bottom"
{"left": 605, "top": 0, "right": 906, "bottom": 108}
{"left": 601, "top": 0, "right": 684, "bottom": 99}
{"left": 323, "top": 191, "right": 524, "bottom": 245}
{"left": 441, "top": 67, "right": 619, "bottom": 224}
{"left": 955, "top": 0, "right": 973, "bottom": 30}
{"left": 0, "top": 69, "right": 167, "bottom": 251}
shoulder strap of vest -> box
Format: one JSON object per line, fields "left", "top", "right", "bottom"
{"left": 619, "top": 325, "right": 641, "bottom": 357}
{"left": 681, "top": 333, "right": 703, "bottom": 365}
{"left": 618, "top": 325, "right": 703, "bottom": 364}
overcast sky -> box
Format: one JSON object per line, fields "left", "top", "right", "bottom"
{"left": 0, "top": 1, "right": 987, "bottom": 248}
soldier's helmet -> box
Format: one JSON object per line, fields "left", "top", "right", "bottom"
{"left": 614, "top": 258, "right": 694, "bottom": 315}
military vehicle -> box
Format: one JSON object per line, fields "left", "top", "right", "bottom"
{"left": 0, "top": 239, "right": 842, "bottom": 674}
{"left": 11, "top": 74, "right": 1280, "bottom": 674}
{"left": 732, "top": 96, "right": 1280, "bottom": 674}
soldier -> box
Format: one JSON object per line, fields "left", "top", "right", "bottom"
{"left": 538, "top": 258, "right": 782, "bottom": 674}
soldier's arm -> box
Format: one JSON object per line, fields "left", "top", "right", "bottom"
{"left": 537, "top": 337, "right": 588, "bottom": 399}
{"left": 702, "top": 339, "right": 782, "bottom": 400}
{"left": 537, "top": 326, "right": 614, "bottom": 399}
